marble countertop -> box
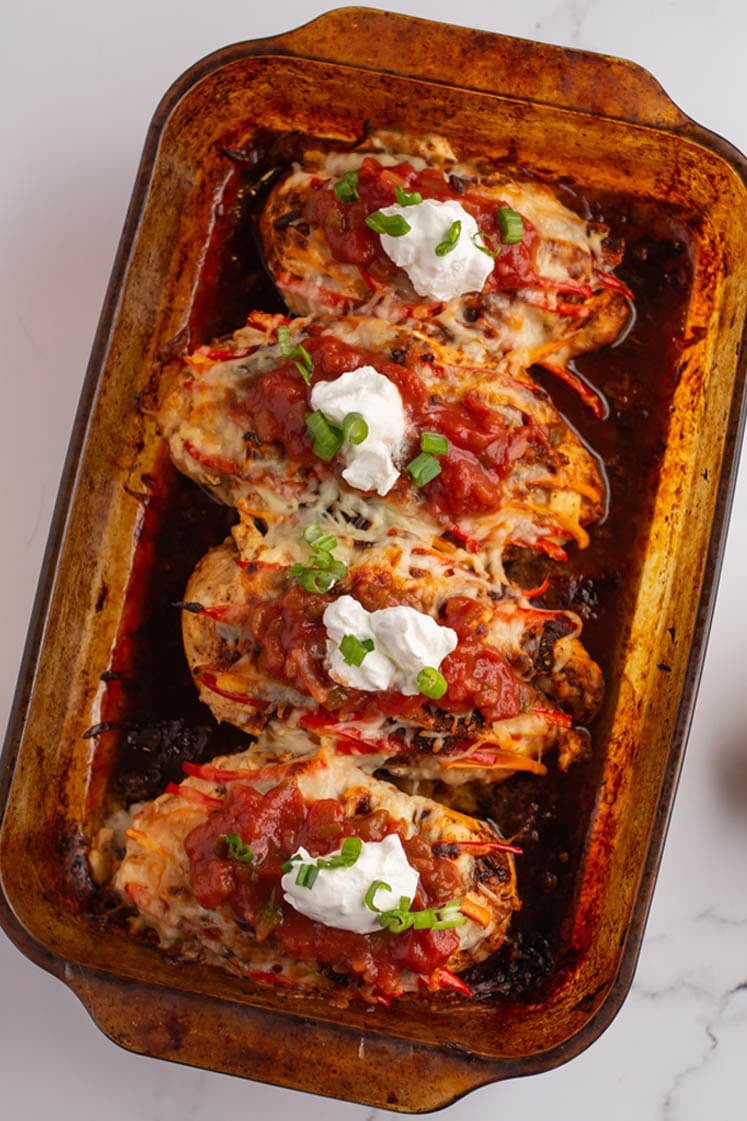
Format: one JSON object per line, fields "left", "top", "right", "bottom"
{"left": 2, "top": 2, "right": 745, "bottom": 1117}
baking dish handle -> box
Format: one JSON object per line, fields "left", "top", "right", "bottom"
{"left": 228, "top": 7, "right": 691, "bottom": 132}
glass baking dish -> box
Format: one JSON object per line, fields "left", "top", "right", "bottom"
{"left": 1, "top": 8, "right": 745, "bottom": 1111}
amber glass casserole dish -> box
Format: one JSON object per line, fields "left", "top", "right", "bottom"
{"left": 1, "top": 8, "right": 746, "bottom": 1111}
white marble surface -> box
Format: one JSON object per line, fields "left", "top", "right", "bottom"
{"left": 1, "top": 1, "right": 746, "bottom": 1117}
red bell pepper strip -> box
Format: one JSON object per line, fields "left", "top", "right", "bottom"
{"left": 430, "top": 968, "right": 474, "bottom": 996}
{"left": 197, "top": 670, "right": 268, "bottom": 709}
{"left": 164, "top": 782, "right": 223, "bottom": 808}
{"left": 184, "top": 441, "right": 243, "bottom": 477}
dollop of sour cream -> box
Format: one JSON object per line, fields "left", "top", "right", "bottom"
{"left": 281, "top": 833, "right": 419, "bottom": 933}
{"left": 377, "top": 198, "right": 493, "bottom": 301}
{"left": 309, "top": 366, "right": 406, "bottom": 496}
{"left": 323, "top": 595, "right": 458, "bottom": 693}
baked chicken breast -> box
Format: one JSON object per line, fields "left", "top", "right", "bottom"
{"left": 160, "top": 314, "right": 606, "bottom": 570}
{"left": 178, "top": 526, "right": 602, "bottom": 782}
{"left": 111, "top": 739, "right": 520, "bottom": 1003}
{"left": 259, "top": 130, "right": 631, "bottom": 414}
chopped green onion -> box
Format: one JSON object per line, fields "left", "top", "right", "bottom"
{"left": 496, "top": 207, "right": 524, "bottom": 244}
{"left": 287, "top": 837, "right": 364, "bottom": 886}
{"left": 420, "top": 431, "right": 449, "bottom": 456}
{"left": 342, "top": 411, "right": 369, "bottom": 446}
{"left": 281, "top": 854, "right": 303, "bottom": 873}
{"left": 333, "top": 170, "right": 360, "bottom": 203}
{"left": 290, "top": 555, "right": 347, "bottom": 594}
{"left": 316, "top": 836, "right": 363, "bottom": 869}
{"left": 340, "top": 634, "right": 375, "bottom": 666}
{"left": 277, "top": 325, "right": 313, "bottom": 384}
{"left": 295, "top": 863, "right": 319, "bottom": 889}
{"left": 303, "top": 523, "right": 338, "bottom": 553}
{"left": 306, "top": 409, "right": 370, "bottom": 459}
{"left": 323, "top": 557, "right": 348, "bottom": 581}
{"left": 304, "top": 550, "right": 346, "bottom": 577}
{"left": 378, "top": 908, "right": 411, "bottom": 932}
{"left": 380, "top": 911, "right": 412, "bottom": 934}
{"left": 295, "top": 348, "right": 313, "bottom": 377}
{"left": 417, "top": 665, "right": 448, "bottom": 700}
{"left": 471, "top": 231, "right": 502, "bottom": 258}
{"left": 364, "top": 880, "right": 393, "bottom": 911}
{"left": 365, "top": 210, "right": 411, "bottom": 237}
{"left": 432, "top": 900, "right": 466, "bottom": 930}
{"left": 290, "top": 526, "right": 347, "bottom": 594}
{"left": 223, "top": 834, "right": 254, "bottom": 863}
{"left": 407, "top": 451, "right": 442, "bottom": 486}
{"left": 394, "top": 185, "right": 423, "bottom": 207}
{"left": 365, "top": 886, "right": 467, "bottom": 933}
{"left": 306, "top": 410, "right": 344, "bottom": 461}
{"left": 305, "top": 534, "right": 339, "bottom": 556}
{"left": 434, "top": 220, "right": 461, "bottom": 257}
{"left": 289, "top": 566, "right": 335, "bottom": 594}
{"left": 411, "top": 908, "right": 437, "bottom": 930}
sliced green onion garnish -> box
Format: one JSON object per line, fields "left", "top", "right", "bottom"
{"left": 223, "top": 834, "right": 254, "bottom": 863}
{"left": 305, "top": 551, "right": 346, "bottom": 577}
{"left": 289, "top": 557, "right": 346, "bottom": 593}
{"left": 290, "top": 524, "right": 347, "bottom": 594}
{"left": 303, "top": 523, "right": 338, "bottom": 553}
{"left": 322, "top": 557, "right": 348, "bottom": 581}
{"left": 496, "top": 207, "right": 524, "bottom": 244}
{"left": 434, "top": 220, "right": 461, "bottom": 256}
{"left": 306, "top": 410, "right": 344, "bottom": 461}
{"left": 378, "top": 909, "right": 411, "bottom": 932}
{"left": 281, "top": 854, "right": 303, "bottom": 873}
{"left": 380, "top": 911, "right": 412, "bottom": 934}
{"left": 365, "top": 210, "right": 411, "bottom": 237}
{"left": 307, "top": 406, "right": 372, "bottom": 461}
{"left": 432, "top": 900, "right": 466, "bottom": 929}
{"left": 364, "top": 879, "right": 392, "bottom": 912}
{"left": 340, "top": 634, "right": 375, "bottom": 667}
{"left": 394, "top": 185, "right": 423, "bottom": 207}
{"left": 277, "top": 325, "right": 313, "bottom": 384}
{"left": 316, "top": 836, "right": 363, "bottom": 869}
{"left": 407, "top": 451, "right": 442, "bottom": 486}
{"left": 295, "top": 863, "right": 319, "bottom": 889}
{"left": 417, "top": 665, "right": 448, "bottom": 700}
{"left": 333, "top": 169, "right": 360, "bottom": 204}
{"left": 369, "top": 890, "right": 467, "bottom": 933}
{"left": 293, "top": 346, "right": 313, "bottom": 382}
{"left": 471, "top": 231, "right": 502, "bottom": 258}
{"left": 288, "top": 566, "right": 336, "bottom": 594}
{"left": 420, "top": 431, "right": 449, "bottom": 456}
{"left": 342, "top": 411, "right": 369, "bottom": 446}
{"left": 287, "top": 836, "right": 364, "bottom": 884}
